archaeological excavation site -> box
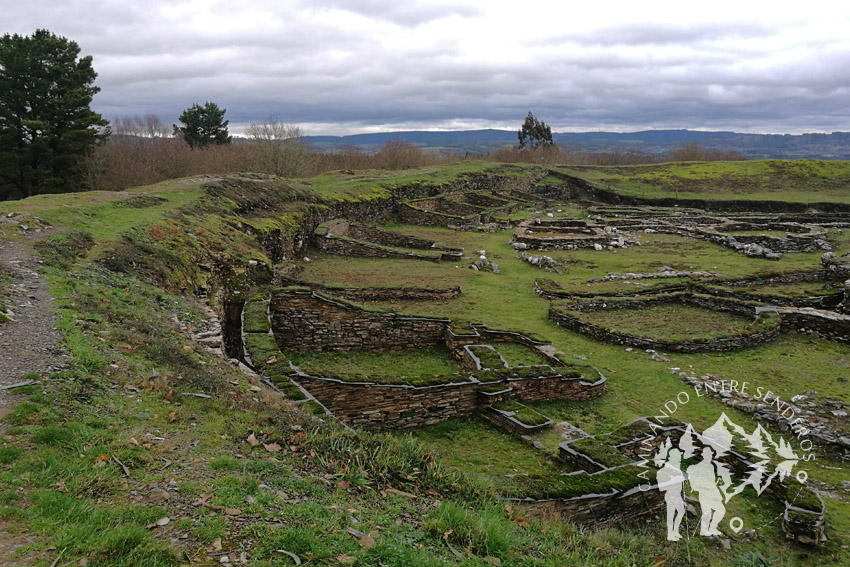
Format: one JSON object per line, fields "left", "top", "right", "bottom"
{"left": 3, "top": 161, "right": 850, "bottom": 565}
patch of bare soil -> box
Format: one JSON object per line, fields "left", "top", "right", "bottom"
{"left": 0, "top": 227, "right": 69, "bottom": 422}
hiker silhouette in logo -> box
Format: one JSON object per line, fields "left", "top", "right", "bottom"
{"left": 687, "top": 446, "right": 727, "bottom": 536}
{"left": 656, "top": 447, "right": 685, "bottom": 541}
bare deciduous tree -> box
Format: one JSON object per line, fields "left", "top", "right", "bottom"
{"left": 374, "top": 140, "right": 426, "bottom": 170}
{"left": 245, "top": 116, "right": 309, "bottom": 177}
{"left": 112, "top": 114, "right": 170, "bottom": 138}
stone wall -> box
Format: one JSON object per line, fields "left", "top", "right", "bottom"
{"left": 580, "top": 180, "right": 850, "bottom": 213}
{"left": 778, "top": 306, "right": 850, "bottom": 344}
{"left": 289, "top": 369, "right": 605, "bottom": 430}
{"left": 398, "top": 202, "right": 479, "bottom": 227}
{"left": 444, "top": 324, "right": 564, "bottom": 367}
{"left": 344, "top": 223, "right": 435, "bottom": 249}
{"left": 329, "top": 286, "right": 461, "bottom": 303}
{"left": 479, "top": 404, "right": 553, "bottom": 436}
{"left": 272, "top": 199, "right": 398, "bottom": 263}
{"left": 399, "top": 193, "right": 525, "bottom": 228}
{"left": 505, "top": 372, "right": 606, "bottom": 402}
{"left": 315, "top": 235, "right": 443, "bottom": 262}
{"left": 295, "top": 375, "right": 480, "bottom": 429}
{"left": 445, "top": 192, "right": 510, "bottom": 208}
{"left": 512, "top": 218, "right": 614, "bottom": 250}
{"left": 842, "top": 280, "right": 850, "bottom": 314}
{"left": 278, "top": 278, "right": 462, "bottom": 303}
{"left": 687, "top": 273, "right": 841, "bottom": 308}
{"left": 706, "top": 271, "right": 828, "bottom": 287}
{"left": 513, "top": 483, "right": 666, "bottom": 528}
{"left": 388, "top": 172, "right": 513, "bottom": 201}
{"left": 413, "top": 197, "right": 485, "bottom": 216}
{"left": 320, "top": 221, "right": 463, "bottom": 261}
{"left": 549, "top": 293, "right": 782, "bottom": 353}
{"left": 497, "top": 188, "right": 540, "bottom": 203}
{"left": 270, "top": 289, "right": 449, "bottom": 352}
{"left": 822, "top": 252, "right": 850, "bottom": 280}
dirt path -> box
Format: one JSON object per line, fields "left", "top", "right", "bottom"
{"left": 0, "top": 229, "right": 69, "bottom": 421}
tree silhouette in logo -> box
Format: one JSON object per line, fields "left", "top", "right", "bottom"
{"left": 654, "top": 413, "right": 802, "bottom": 540}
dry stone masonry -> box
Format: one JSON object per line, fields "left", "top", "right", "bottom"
{"left": 243, "top": 288, "right": 606, "bottom": 431}
{"left": 549, "top": 292, "right": 783, "bottom": 353}
{"left": 314, "top": 220, "right": 463, "bottom": 261}
{"left": 513, "top": 205, "right": 850, "bottom": 259}
{"left": 399, "top": 191, "right": 526, "bottom": 229}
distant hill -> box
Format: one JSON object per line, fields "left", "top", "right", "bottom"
{"left": 303, "top": 129, "right": 850, "bottom": 159}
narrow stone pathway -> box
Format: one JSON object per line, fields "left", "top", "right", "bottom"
{"left": 0, "top": 231, "right": 69, "bottom": 421}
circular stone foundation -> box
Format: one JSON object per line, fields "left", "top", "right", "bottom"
{"left": 549, "top": 292, "right": 782, "bottom": 352}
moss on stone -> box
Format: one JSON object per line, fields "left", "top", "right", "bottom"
{"left": 506, "top": 465, "right": 646, "bottom": 500}
{"left": 785, "top": 479, "right": 822, "bottom": 513}
{"left": 243, "top": 333, "right": 292, "bottom": 380}
{"left": 242, "top": 299, "right": 271, "bottom": 334}
{"left": 492, "top": 401, "right": 551, "bottom": 427}
{"left": 567, "top": 437, "right": 634, "bottom": 468}
{"left": 467, "top": 345, "right": 507, "bottom": 370}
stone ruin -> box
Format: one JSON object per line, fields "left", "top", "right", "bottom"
{"left": 513, "top": 417, "right": 826, "bottom": 544}
{"left": 511, "top": 205, "right": 849, "bottom": 259}
{"left": 512, "top": 217, "right": 636, "bottom": 251}
{"left": 399, "top": 191, "right": 528, "bottom": 230}
{"left": 233, "top": 283, "right": 827, "bottom": 541}
{"left": 314, "top": 219, "right": 462, "bottom": 261}
{"left": 548, "top": 291, "right": 784, "bottom": 353}
{"left": 241, "top": 287, "right": 606, "bottom": 431}
{"left": 205, "top": 173, "right": 848, "bottom": 538}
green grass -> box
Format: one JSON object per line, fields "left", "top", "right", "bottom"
{"left": 539, "top": 276, "right": 691, "bottom": 297}
{"left": 4, "top": 164, "right": 850, "bottom": 566}
{"left": 297, "top": 222, "right": 848, "bottom": 427}
{"left": 565, "top": 437, "right": 634, "bottom": 468}
{"left": 424, "top": 501, "right": 511, "bottom": 558}
{"left": 707, "top": 280, "right": 843, "bottom": 299}
{"left": 410, "top": 417, "right": 561, "bottom": 487}
{"left": 303, "top": 161, "right": 529, "bottom": 202}
{"left": 562, "top": 303, "right": 756, "bottom": 342}
{"left": 558, "top": 159, "right": 850, "bottom": 203}
{"left": 494, "top": 343, "right": 549, "bottom": 366}
{"left": 491, "top": 401, "right": 551, "bottom": 427}
{"left": 242, "top": 297, "right": 271, "bottom": 333}
{"left": 287, "top": 346, "right": 461, "bottom": 380}
{"left": 296, "top": 214, "right": 850, "bottom": 564}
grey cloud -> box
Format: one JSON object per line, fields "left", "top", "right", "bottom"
{"left": 298, "top": 0, "right": 480, "bottom": 27}
{"left": 8, "top": 1, "right": 850, "bottom": 134}
{"left": 574, "top": 23, "right": 775, "bottom": 47}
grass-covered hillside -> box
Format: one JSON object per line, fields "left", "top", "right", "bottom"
{"left": 559, "top": 159, "right": 850, "bottom": 202}
{"left": 0, "top": 160, "right": 849, "bottom": 566}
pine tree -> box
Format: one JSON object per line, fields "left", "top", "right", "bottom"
{"left": 517, "top": 111, "right": 554, "bottom": 149}
{"left": 0, "top": 29, "right": 108, "bottom": 200}
{"left": 173, "top": 102, "right": 232, "bottom": 149}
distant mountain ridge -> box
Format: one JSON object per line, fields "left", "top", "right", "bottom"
{"left": 303, "top": 129, "right": 850, "bottom": 159}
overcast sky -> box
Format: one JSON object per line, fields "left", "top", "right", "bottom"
{"left": 6, "top": 1, "right": 850, "bottom": 135}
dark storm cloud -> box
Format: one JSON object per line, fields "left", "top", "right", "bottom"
{"left": 4, "top": 1, "right": 850, "bottom": 134}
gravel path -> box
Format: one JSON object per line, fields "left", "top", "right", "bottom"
{"left": 0, "top": 230, "right": 69, "bottom": 420}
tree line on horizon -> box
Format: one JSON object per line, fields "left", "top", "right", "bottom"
{"left": 0, "top": 29, "right": 743, "bottom": 202}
